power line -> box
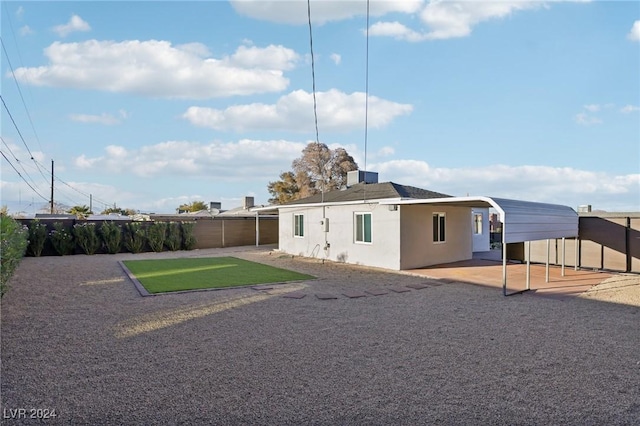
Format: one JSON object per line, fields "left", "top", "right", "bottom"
{"left": 31, "top": 158, "right": 112, "bottom": 207}
{"left": 1, "top": 136, "right": 40, "bottom": 188}
{"left": 364, "top": 0, "right": 370, "bottom": 178}
{"left": 0, "top": 94, "right": 35, "bottom": 160}
{"left": 306, "top": 0, "right": 321, "bottom": 148}
{"left": 0, "top": 150, "right": 49, "bottom": 202}
{"left": 0, "top": 94, "right": 50, "bottom": 184}
{"left": 0, "top": 37, "right": 44, "bottom": 153}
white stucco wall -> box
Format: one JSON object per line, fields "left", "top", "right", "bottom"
{"left": 471, "top": 208, "right": 490, "bottom": 252}
{"left": 279, "top": 202, "right": 474, "bottom": 270}
{"left": 278, "top": 203, "right": 402, "bottom": 270}
{"left": 399, "top": 204, "right": 473, "bottom": 269}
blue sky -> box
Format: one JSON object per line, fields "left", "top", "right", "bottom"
{"left": 1, "top": 0, "right": 638, "bottom": 214}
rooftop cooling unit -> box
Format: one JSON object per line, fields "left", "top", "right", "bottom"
{"left": 347, "top": 170, "right": 378, "bottom": 187}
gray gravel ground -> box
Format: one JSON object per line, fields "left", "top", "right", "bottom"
{"left": 1, "top": 246, "right": 639, "bottom": 425}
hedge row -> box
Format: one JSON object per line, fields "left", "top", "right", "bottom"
{"left": 1, "top": 214, "right": 28, "bottom": 297}
{"left": 25, "top": 220, "right": 197, "bottom": 257}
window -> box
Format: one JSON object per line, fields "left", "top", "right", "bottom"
{"left": 294, "top": 214, "right": 304, "bottom": 237}
{"left": 355, "top": 213, "right": 372, "bottom": 243}
{"left": 473, "top": 213, "right": 483, "bottom": 235}
{"left": 433, "top": 213, "right": 446, "bottom": 242}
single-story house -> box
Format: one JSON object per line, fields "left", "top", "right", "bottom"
{"left": 253, "top": 171, "right": 578, "bottom": 294}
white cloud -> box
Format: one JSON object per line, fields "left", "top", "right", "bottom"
{"left": 370, "top": 159, "right": 640, "bottom": 210}
{"left": 53, "top": 14, "right": 91, "bottom": 37}
{"left": 16, "top": 6, "right": 24, "bottom": 19}
{"left": 421, "top": 1, "right": 543, "bottom": 40}
{"left": 377, "top": 146, "right": 395, "bottom": 157}
{"left": 330, "top": 53, "right": 341, "bottom": 65}
{"left": 583, "top": 104, "right": 600, "bottom": 112}
{"left": 369, "top": 21, "right": 428, "bottom": 42}
{"left": 230, "top": 44, "right": 300, "bottom": 70}
{"left": 230, "top": 0, "right": 422, "bottom": 25}
{"left": 620, "top": 105, "right": 640, "bottom": 114}
{"left": 19, "top": 25, "right": 33, "bottom": 36}
{"left": 12, "top": 40, "right": 299, "bottom": 99}
{"left": 73, "top": 139, "right": 308, "bottom": 179}
{"left": 628, "top": 20, "right": 640, "bottom": 42}
{"left": 69, "top": 111, "right": 128, "bottom": 125}
{"left": 370, "top": 1, "right": 545, "bottom": 41}
{"left": 182, "top": 89, "right": 413, "bottom": 132}
{"left": 574, "top": 113, "right": 602, "bottom": 126}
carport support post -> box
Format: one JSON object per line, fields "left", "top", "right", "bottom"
{"left": 546, "top": 239, "right": 550, "bottom": 283}
{"left": 574, "top": 237, "right": 578, "bottom": 271}
{"left": 526, "top": 241, "right": 531, "bottom": 291}
{"left": 561, "top": 237, "right": 566, "bottom": 277}
{"left": 255, "top": 212, "right": 260, "bottom": 247}
{"left": 502, "top": 223, "right": 507, "bottom": 296}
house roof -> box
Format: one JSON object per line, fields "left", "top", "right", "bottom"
{"left": 282, "top": 182, "right": 452, "bottom": 205}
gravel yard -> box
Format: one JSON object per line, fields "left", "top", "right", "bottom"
{"left": 1, "top": 246, "right": 639, "bottom": 425}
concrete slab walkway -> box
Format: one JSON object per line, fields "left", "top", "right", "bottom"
{"left": 407, "top": 258, "right": 613, "bottom": 298}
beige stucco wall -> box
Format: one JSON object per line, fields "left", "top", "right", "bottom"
{"left": 399, "top": 204, "right": 473, "bottom": 269}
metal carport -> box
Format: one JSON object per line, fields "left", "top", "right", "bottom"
{"left": 380, "top": 196, "right": 579, "bottom": 296}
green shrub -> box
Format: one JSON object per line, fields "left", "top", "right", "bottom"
{"left": 73, "top": 222, "right": 100, "bottom": 255}
{"left": 50, "top": 222, "right": 75, "bottom": 255}
{"left": 147, "top": 222, "right": 167, "bottom": 252}
{"left": 165, "top": 222, "right": 182, "bottom": 251}
{"left": 100, "top": 221, "right": 122, "bottom": 254}
{"left": 181, "top": 221, "right": 197, "bottom": 250}
{"left": 0, "top": 214, "right": 28, "bottom": 297}
{"left": 27, "top": 220, "right": 47, "bottom": 257}
{"left": 124, "top": 222, "right": 146, "bottom": 253}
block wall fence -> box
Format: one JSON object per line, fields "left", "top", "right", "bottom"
{"left": 508, "top": 215, "right": 640, "bottom": 274}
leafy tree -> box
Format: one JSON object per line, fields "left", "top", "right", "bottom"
{"left": 177, "top": 201, "right": 208, "bottom": 213}
{"left": 68, "top": 205, "right": 93, "bottom": 219}
{"left": 268, "top": 143, "right": 358, "bottom": 204}
{"left": 101, "top": 207, "right": 136, "bottom": 216}
{"left": 267, "top": 171, "right": 299, "bottom": 204}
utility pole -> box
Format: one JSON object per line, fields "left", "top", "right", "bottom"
{"left": 89, "top": 194, "right": 93, "bottom": 214}
{"left": 50, "top": 159, "right": 54, "bottom": 214}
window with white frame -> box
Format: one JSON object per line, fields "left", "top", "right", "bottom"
{"left": 355, "top": 212, "right": 372, "bottom": 243}
{"left": 473, "top": 213, "right": 483, "bottom": 235}
{"left": 294, "top": 214, "right": 304, "bottom": 237}
{"left": 433, "top": 213, "right": 446, "bottom": 243}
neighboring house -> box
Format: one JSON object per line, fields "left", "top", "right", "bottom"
{"left": 254, "top": 171, "right": 579, "bottom": 274}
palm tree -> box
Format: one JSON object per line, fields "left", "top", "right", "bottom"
{"left": 68, "top": 205, "right": 93, "bottom": 219}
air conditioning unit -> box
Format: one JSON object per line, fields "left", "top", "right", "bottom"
{"left": 346, "top": 170, "right": 378, "bottom": 187}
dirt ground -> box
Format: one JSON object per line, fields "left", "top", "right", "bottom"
{"left": 1, "top": 246, "right": 638, "bottom": 424}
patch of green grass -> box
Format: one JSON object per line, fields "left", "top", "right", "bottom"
{"left": 122, "top": 257, "right": 314, "bottom": 294}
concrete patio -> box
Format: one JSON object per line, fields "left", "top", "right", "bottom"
{"left": 408, "top": 255, "right": 614, "bottom": 298}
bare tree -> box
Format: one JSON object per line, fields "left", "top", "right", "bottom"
{"left": 268, "top": 143, "right": 358, "bottom": 204}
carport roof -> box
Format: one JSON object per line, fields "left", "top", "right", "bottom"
{"left": 381, "top": 196, "right": 579, "bottom": 243}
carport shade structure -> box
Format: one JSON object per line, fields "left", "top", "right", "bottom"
{"left": 380, "top": 196, "right": 579, "bottom": 296}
